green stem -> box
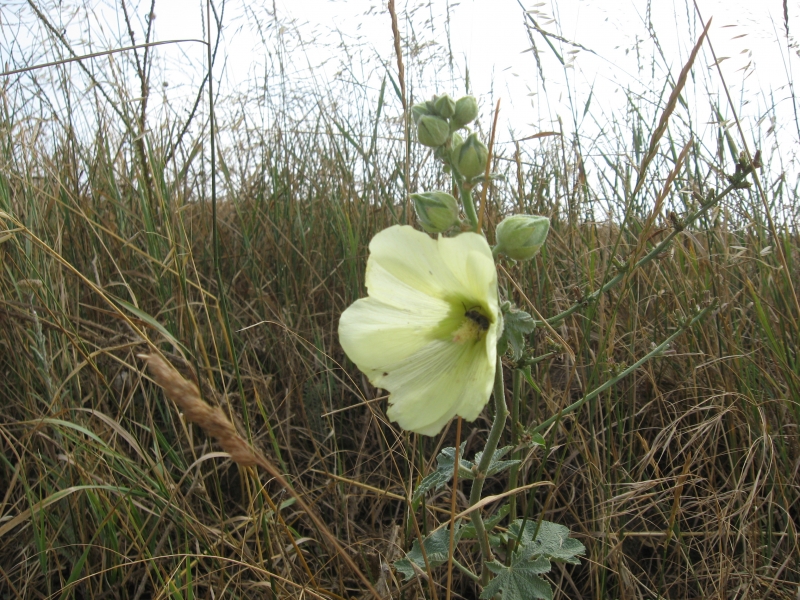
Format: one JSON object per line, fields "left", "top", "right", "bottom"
{"left": 460, "top": 184, "right": 479, "bottom": 232}
{"left": 521, "top": 352, "right": 557, "bottom": 367}
{"left": 470, "top": 354, "right": 508, "bottom": 584}
{"left": 541, "top": 181, "right": 740, "bottom": 328}
{"left": 452, "top": 558, "right": 480, "bottom": 582}
{"left": 532, "top": 303, "right": 714, "bottom": 436}
{"left": 508, "top": 369, "right": 523, "bottom": 536}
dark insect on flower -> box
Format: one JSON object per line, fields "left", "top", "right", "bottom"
{"left": 465, "top": 308, "right": 490, "bottom": 331}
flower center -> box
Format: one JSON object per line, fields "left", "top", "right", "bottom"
{"left": 452, "top": 306, "right": 490, "bottom": 344}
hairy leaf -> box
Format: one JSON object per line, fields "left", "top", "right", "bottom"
{"left": 507, "top": 520, "right": 586, "bottom": 565}
{"left": 412, "top": 443, "right": 474, "bottom": 502}
{"left": 473, "top": 445, "right": 521, "bottom": 478}
{"left": 480, "top": 556, "right": 553, "bottom": 600}
{"left": 498, "top": 307, "right": 536, "bottom": 361}
{"left": 395, "top": 523, "right": 463, "bottom": 580}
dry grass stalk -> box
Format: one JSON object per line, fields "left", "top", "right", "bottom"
{"left": 632, "top": 18, "right": 711, "bottom": 198}
{"left": 139, "top": 353, "right": 260, "bottom": 467}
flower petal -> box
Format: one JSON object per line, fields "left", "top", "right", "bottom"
{"left": 437, "top": 230, "right": 498, "bottom": 303}
{"left": 384, "top": 336, "right": 496, "bottom": 436}
{"left": 339, "top": 295, "right": 449, "bottom": 373}
{"left": 365, "top": 225, "right": 463, "bottom": 303}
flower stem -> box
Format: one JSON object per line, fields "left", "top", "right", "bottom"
{"left": 469, "top": 354, "right": 508, "bottom": 583}
{"left": 459, "top": 183, "right": 479, "bottom": 232}
{"left": 508, "top": 368, "right": 523, "bottom": 529}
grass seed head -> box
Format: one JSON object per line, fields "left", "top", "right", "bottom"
{"left": 139, "top": 354, "right": 260, "bottom": 467}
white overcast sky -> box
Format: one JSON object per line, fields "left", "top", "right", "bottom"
{"left": 135, "top": 0, "right": 800, "bottom": 175}
{"left": 7, "top": 0, "right": 800, "bottom": 193}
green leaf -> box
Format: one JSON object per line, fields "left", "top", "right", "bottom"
{"left": 507, "top": 520, "right": 586, "bottom": 565}
{"left": 530, "top": 433, "right": 546, "bottom": 447}
{"left": 412, "top": 443, "right": 474, "bottom": 502}
{"left": 395, "top": 523, "right": 463, "bottom": 580}
{"left": 478, "top": 520, "right": 583, "bottom": 599}
{"left": 413, "top": 444, "right": 521, "bottom": 507}
{"left": 480, "top": 556, "right": 553, "bottom": 600}
{"left": 582, "top": 88, "right": 593, "bottom": 119}
{"left": 59, "top": 544, "right": 92, "bottom": 600}
{"left": 518, "top": 428, "right": 547, "bottom": 450}
{"left": 498, "top": 307, "right": 536, "bottom": 361}
{"left": 115, "top": 298, "right": 189, "bottom": 355}
{"left": 413, "top": 445, "right": 520, "bottom": 505}
{"left": 473, "top": 445, "right": 521, "bottom": 478}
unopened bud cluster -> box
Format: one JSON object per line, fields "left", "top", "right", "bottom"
{"left": 411, "top": 94, "right": 488, "bottom": 181}
{"left": 411, "top": 94, "right": 479, "bottom": 137}
{"left": 410, "top": 91, "right": 551, "bottom": 264}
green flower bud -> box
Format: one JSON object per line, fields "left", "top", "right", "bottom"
{"left": 410, "top": 102, "right": 433, "bottom": 125}
{"left": 452, "top": 132, "right": 488, "bottom": 178}
{"left": 453, "top": 96, "right": 479, "bottom": 127}
{"left": 450, "top": 137, "right": 462, "bottom": 165}
{"left": 412, "top": 191, "right": 460, "bottom": 233}
{"left": 495, "top": 214, "right": 550, "bottom": 261}
{"left": 417, "top": 115, "right": 450, "bottom": 147}
{"left": 433, "top": 94, "right": 456, "bottom": 118}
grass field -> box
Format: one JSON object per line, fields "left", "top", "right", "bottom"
{"left": 1, "top": 2, "right": 799, "bottom": 598}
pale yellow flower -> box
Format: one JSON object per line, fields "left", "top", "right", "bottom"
{"left": 339, "top": 225, "right": 501, "bottom": 436}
